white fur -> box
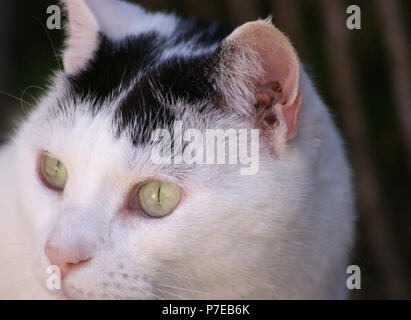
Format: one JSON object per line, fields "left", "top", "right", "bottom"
{"left": 84, "top": 0, "right": 178, "bottom": 39}
{"left": 63, "top": 0, "right": 99, "bottom": 74}
{"left": 160, "top": 42, "right": 219, "bottom": 62}
{"left": 0, "top": 71, "right": 354, "bottom": 299}
{"left": 0, "top": 0, "right": 354, "bottom": 300}
{"left": 63, "top": 0, "right": 179, "bottom": 73}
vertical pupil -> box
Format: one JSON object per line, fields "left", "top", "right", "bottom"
{"left": 55, "top": 161, "right": 60, "bottom": 173}
{"left": 157, "top": 184, "right": 162, "bottom": 204}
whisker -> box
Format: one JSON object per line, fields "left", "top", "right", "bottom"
{"left": 20, "top": 84, "right": 46, "bottom": 103}
{"left": 0, "top": 89, "right": 31, "bottom": 106}
{"left": 0, "top": 260, "right": 33, "bottom": 271}
{"left": 0, "top": 254, "right": 33, "bottom": 262}
{"left": 155, "top": 288, "right": 189, "bottom": 300}
{"left": 19, "top": 84, "right": 48, "bottom": 116}
{"left": 156, "top": 282, "right": 221, "bottom": 299}
{"left": 33, "top": 16, "right": 63, "bottom": 72}
{"left": 0, "top": 241, "right": 34, "bottom": 248}
{"left": 148, "top": 291, "right": 165, "bottom": 300}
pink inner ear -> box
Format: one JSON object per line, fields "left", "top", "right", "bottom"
{"left": 227, "top": 20, "right": 301, "bottom": 139}
{"left": 63, "top": 0, "right": 99, "bottom": 74}
{"left": 251, "top": 25, "right": 301, "bottom": 139}
{"left": 257, "top": 80, "right": 301, "bottom": 139}
{"left": 258, "top": 42, "right": 299, "bottom": 107}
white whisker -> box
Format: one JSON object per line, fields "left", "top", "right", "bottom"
{"left": 155, "top": 282, "right": 221, "bottom": 299}
{"left": 0, "top": 89, "right": 31, "bottom": 106}
{"left": 33, "top": 17, "right": 63, "bottom": 72}
{"left": 148, "top": 291, "right": 165, "bottom": 300}
{"left": 155, "top": 288, "right": 189, "bottom": 300}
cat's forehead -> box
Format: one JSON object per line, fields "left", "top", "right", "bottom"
{"left": 29, "top": 19, "right": 239, "bottom": 178}
{"left": 51, "top": 19, "right": 232, "bottom": 146}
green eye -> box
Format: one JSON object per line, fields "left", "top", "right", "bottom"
{"left": 138, "top": 181, "right": 181, "bottom": 217}
{"left": 40, "top": 154, "right": 68, "bottom": 191}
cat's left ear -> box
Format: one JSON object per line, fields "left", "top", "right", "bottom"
{"left": 62, "top": 0, "right": 99, "bottom": 74}
{"left": 217, "top": 19, "right": 301, "bottom": 141}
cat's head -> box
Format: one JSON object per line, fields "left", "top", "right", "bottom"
{"left": 14, "top": 0, "right": 310, "bottom": 299}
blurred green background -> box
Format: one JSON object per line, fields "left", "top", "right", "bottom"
{"left": 0, "top": 0, "right": 409, "bottom": 299}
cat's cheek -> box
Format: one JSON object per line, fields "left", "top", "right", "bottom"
{"left": 13, "top": 147, "right": 48, "bottom": 227}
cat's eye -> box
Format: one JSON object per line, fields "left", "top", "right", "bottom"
{"left": 40, "top": 154, "right": 68, "bottom": 191}
{"left": 137, "top": 181, "right": 181, "bottom": 218}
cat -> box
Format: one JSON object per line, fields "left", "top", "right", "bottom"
{"left": 0, "top": 0, "right": 355, "bottom": 299}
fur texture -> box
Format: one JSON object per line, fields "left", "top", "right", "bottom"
{"left": 0, "top": 0, "right": 354, "bottom": 299}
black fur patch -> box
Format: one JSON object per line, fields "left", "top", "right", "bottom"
{"left": 116, "top": 54, "right": 217, "bottom": 145}
{"left": 66, "top": 32, "right": 161, "bottom": 110}
{"left": 64, "top": 18, "right": 233, "bottom": 146}
{"left": 174, "top": 18, "right": 232, "bottom": 47}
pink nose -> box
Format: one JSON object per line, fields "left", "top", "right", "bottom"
{"left": 45, "top": 243, "right": 91, "bottom": 278}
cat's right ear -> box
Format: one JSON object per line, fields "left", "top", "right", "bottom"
{"left": 61, "top": 0, "right": 99, "bottom": 74}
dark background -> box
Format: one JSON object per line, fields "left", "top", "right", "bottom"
{"left": 0, "top": 0, "right": 409, "bottom": 299}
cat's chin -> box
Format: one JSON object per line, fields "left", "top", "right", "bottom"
{"left": 41, "top": 285, "right": 73, "bottom": 300}
{"left": 57, "top": 279, "right": 148, "bottom": 300}
{"left": 55, "top": 285, "right": 91, "bottom": 300}
{"left": 60, "top": 289, "right": 76, "bottom": 300}
{"left": 62, "top": 288, "right": 94, "bottom": 300}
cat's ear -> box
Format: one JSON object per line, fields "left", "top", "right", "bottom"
{"left": 62, "top": 0, "right": 146, "bottom": 74}
{"left": 62, "top": 0, "right": 99, "bottom": 74}
{"left": 217, "top": 19, "right": 301, "bottom": 142}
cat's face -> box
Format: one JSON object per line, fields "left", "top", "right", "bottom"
{"left": 12, "top": 0, "right": 305, "bottom": 299}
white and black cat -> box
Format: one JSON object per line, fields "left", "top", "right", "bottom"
{"left": 0, "top": 0, "right": 355, "bottom": 299}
